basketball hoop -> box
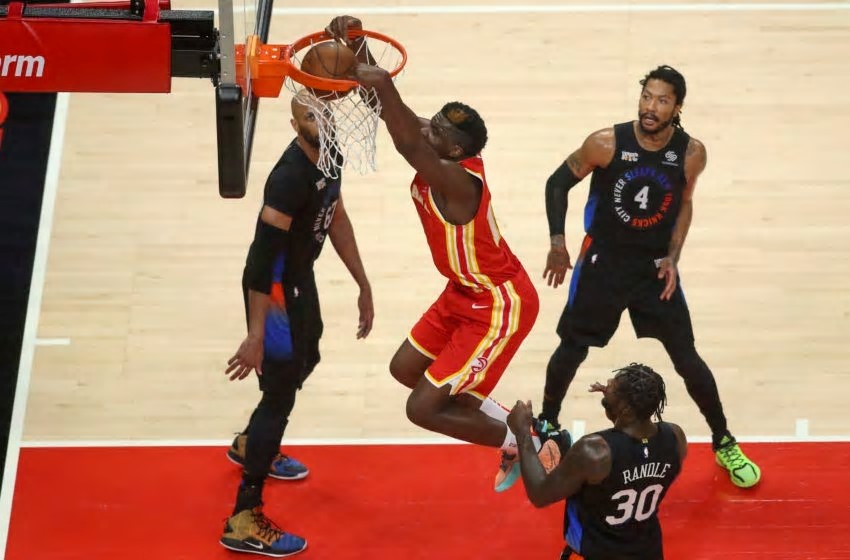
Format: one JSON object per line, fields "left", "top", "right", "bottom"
{"left": 237, "top": 29, "right": 407, "bottom": 179}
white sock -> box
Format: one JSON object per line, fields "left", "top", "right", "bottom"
{"left": 481, "top": 397, "right": 541, "bottom": 453}
{"left": 480, "top": 397, "right": 509, "bottom": 423}
{"left": 501, "top": 427, "right": 518, "bottom": 453}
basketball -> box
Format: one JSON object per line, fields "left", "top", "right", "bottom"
{"left": 299, "top": 41, "right": 357, "bottom": 98}
{"left": 538, "top": 439, "right": 562, "bottom": 473}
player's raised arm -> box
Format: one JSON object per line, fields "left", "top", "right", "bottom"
{"left": 350, "top": 63, "right": 480, "bottom": 215}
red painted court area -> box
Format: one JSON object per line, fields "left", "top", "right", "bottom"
{"left": 7, "top": 442, "right": 850, "bottom": 559}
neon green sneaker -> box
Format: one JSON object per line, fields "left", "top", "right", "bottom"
{"left": 715, "top": 435, "right": 761, "bottom": 488}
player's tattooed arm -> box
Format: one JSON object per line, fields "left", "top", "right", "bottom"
{"left": 565, "top": 151, "right": 584, "bottom": 176}
{"left": 566, "top": 128, "right": 615, "bottom": 179}
{"left": 543, "top": 128, "right": 613, "bottom": 287}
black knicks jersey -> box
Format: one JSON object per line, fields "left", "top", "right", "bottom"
{"left": 245, "top": 139, "right": 340, "bottom": 362}
{"left": 563, "top": 423, "right": 682, "bottom": 560}
{"left": 257, "top": 139, "right": 342, "bottom": 284}
{"left": 584, "top": 122, "right": 690, "bottom": 253}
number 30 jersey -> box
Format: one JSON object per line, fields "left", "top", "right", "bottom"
{"left": 585, "top": 122, "right": 690, "bottom": 254}
{"left": 564, "top": 423, "right": 682, "bottom": 560}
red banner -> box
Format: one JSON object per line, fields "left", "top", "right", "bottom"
{"left": 0, "top": 10, "right": 172, "bottom": 93}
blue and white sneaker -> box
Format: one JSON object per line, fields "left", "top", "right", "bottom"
{"left": 227, "top": 434, "right": 310, "bottom": 481}
{"left": 269, "top": 454, "right": 309, "bottom": 481}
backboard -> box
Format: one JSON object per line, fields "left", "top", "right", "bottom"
{"left": 215, "top": 0, "right": 271, "bottom": 198}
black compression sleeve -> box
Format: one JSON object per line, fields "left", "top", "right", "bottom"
{"left": 545, "top": 161, "right": 583, "bottom": 236}
{"left": 244, "top": 221, "right": 290, "bottom": 294}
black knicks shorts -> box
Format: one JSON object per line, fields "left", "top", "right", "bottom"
{"left": 556, "top": 236, "right": 695, "bottom": 348}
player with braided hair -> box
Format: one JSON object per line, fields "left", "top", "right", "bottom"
{"left": 539, "top": 64, "right": 761, "bottom": 488}
{"left": 608, "top": 363, "right": 668, "bottom": 421}
{"left": 507, "top": 363, "right": 686, "bottom": 560}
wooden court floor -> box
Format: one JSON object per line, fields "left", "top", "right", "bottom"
{"left": 21, "top": 2, "right": 850, "bottom": 447}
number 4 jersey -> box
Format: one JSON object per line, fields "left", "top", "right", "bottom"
{"left": 563, "top": 422, "right": 682, "bottom": 560}
{"left": 585, "top": 122, "right": 690, "bottom": 254}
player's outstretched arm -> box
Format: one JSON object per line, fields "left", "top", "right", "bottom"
{"left": 544, "top": 128, "right": 615, "bottom": 288}
{"left": 658, "top": 137, "right": 707, "bottom": 300}
{"left": 226, "top": 206, "right": 293, "bottom": 381}
{"left": 508, "top": 400, "right": 612, "bottom": 507}
{"left": 520, "top": 434, "right": 612, "bottom": 508}
{"left": 328, "top": 195, "right": 374, "bottom": 339}
{"left": 350, "top": 63, "right": 476, "bottom": 204}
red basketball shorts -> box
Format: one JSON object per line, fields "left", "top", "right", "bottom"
{"left": 408, "top": 267, "right": 539, "bottom": 399}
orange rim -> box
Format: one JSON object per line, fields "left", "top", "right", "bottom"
{"left": 236, "top": 29, "right": 407, "bottom": 98}
{"left": 285, "top": 29, "right": 407, "bottom": 92}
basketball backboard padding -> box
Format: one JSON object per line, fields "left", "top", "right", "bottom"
{"left": 215, "top": 83, "right": 246, "bottom": 198}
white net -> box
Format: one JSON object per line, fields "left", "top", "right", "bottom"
{"left": 287, "top": 85, "right": 381, "bottom": 180}
{"left": 286, "top": 36, "right": 405, "bottom": 180}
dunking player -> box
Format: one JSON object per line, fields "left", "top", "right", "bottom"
{"left": 539, "top": 65, "right": 760, "bottom": 488}
{"left": 327, "top": 14, "right": 564, "bottom": 492}
{"left": 508, "top": 364, "right": 686, "bottom": 560}
{"left": 219, "top": 91, "right": 373, "bottom": 556}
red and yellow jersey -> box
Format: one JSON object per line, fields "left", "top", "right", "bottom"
{"left": 410, "top": 155, "right": 521, "bottom": 290}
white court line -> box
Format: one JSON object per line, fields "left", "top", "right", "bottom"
{"left": 216, "top": 3, "right": 850, "bottom": 15}
{"left": 0, "top": 92, "right": 69, "bottom": 555}
{"left": 34, "top": 337, "right": 71, "bottom": 346}
{"left": 571, "top": 419, "right": 587, "bottom": 441}
{"left": 795, "top": 418, "right": 810, "bottom": 437}
{"left": 19, "top": 434, "right": 850, "bottom": 448}
{"left": 21, "top": 437, "right": 467, "bottom": 448}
